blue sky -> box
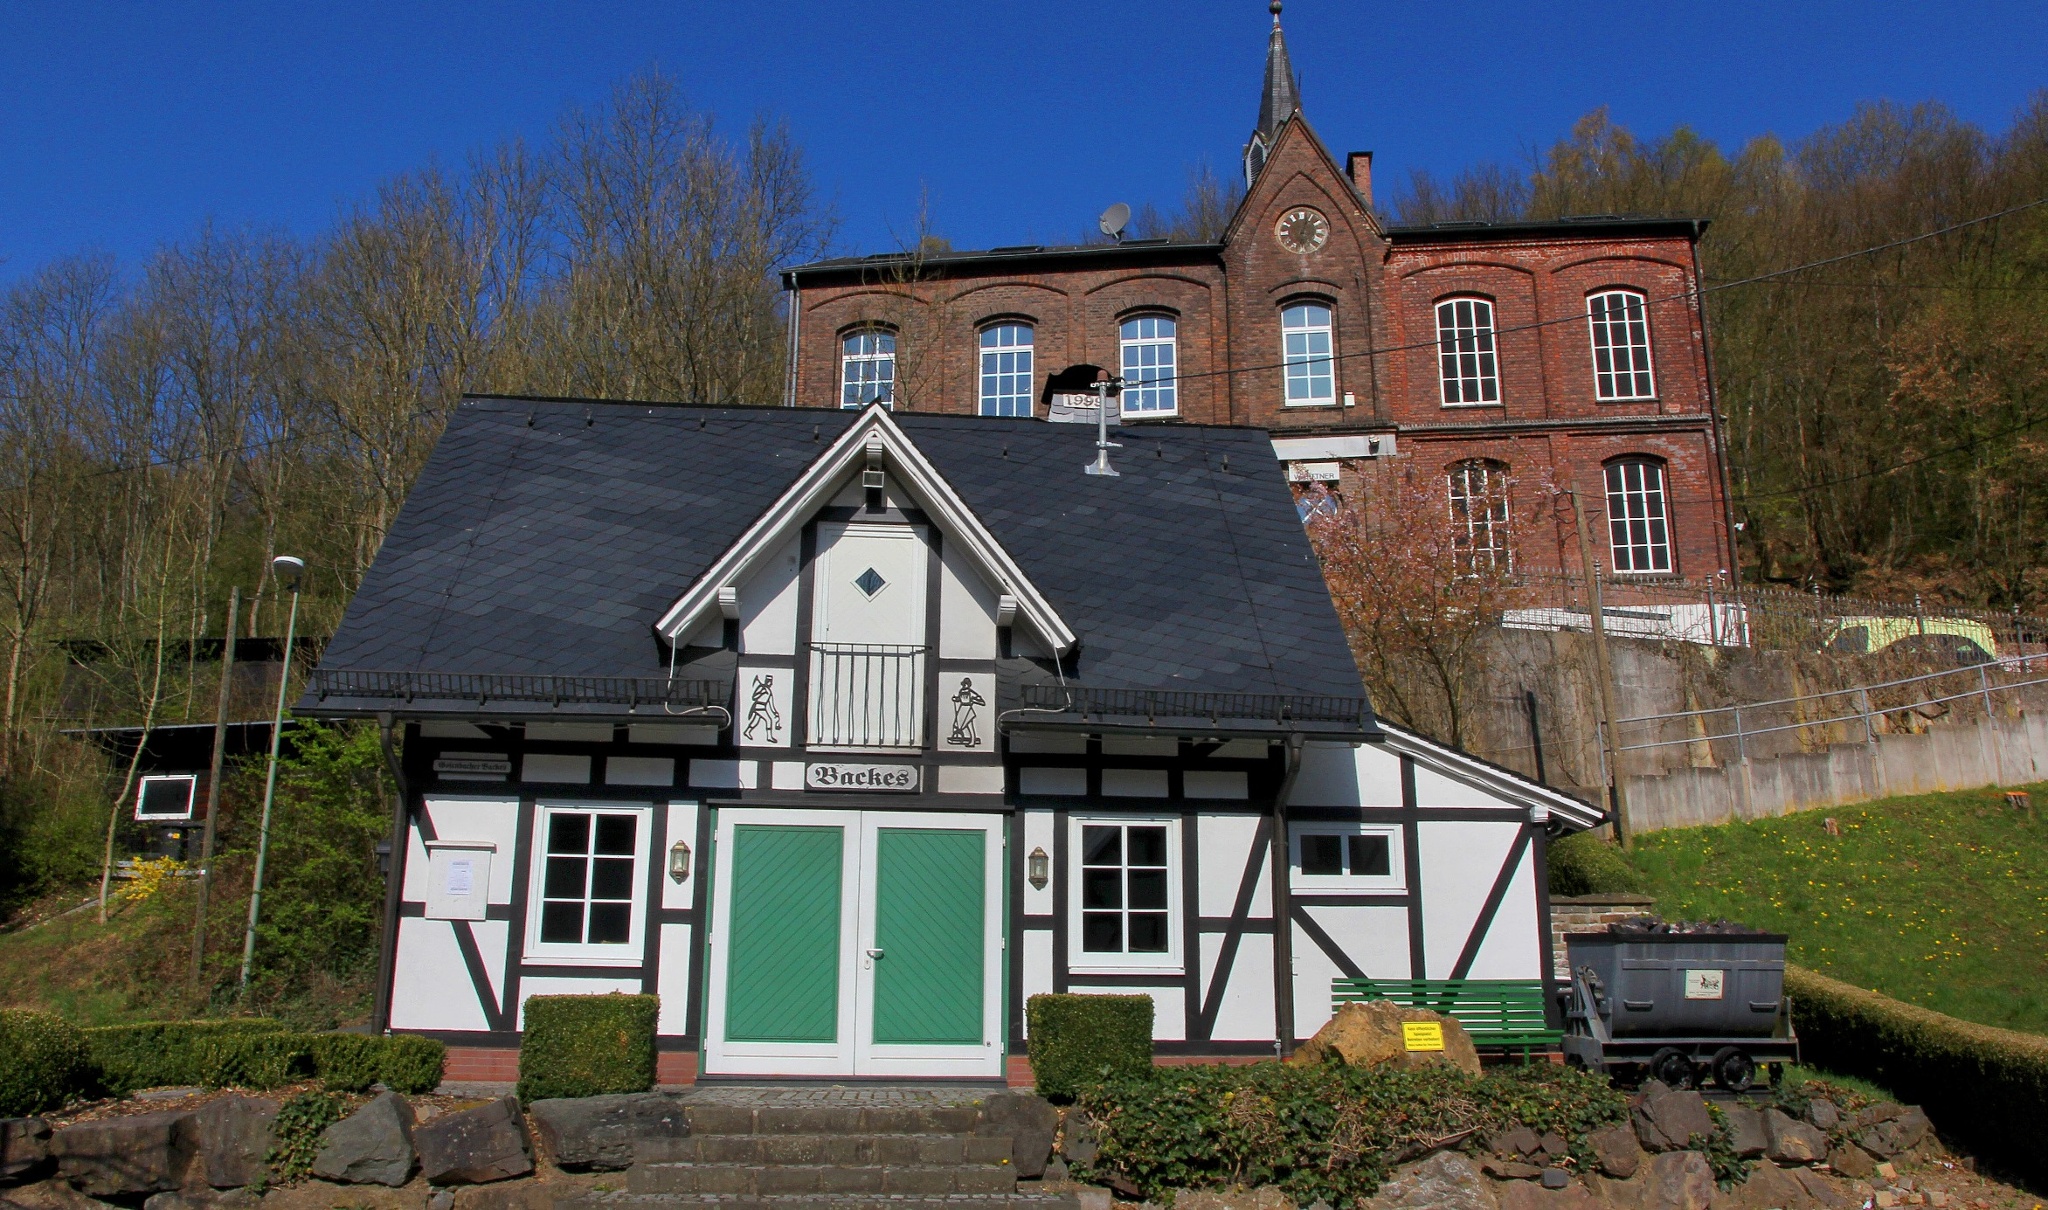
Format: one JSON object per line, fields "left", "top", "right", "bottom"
{"left": 2, "top": 1, "right": 2043, "bottom": 281}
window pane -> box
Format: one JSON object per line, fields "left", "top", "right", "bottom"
{"left": 1588, "top": 291, "right": 1655, "bottom": 400}
{"left": 540, "top": 902, "right": 584, "bottom": 944}
{"left": 1349, "top": 834, "right": 1392, "bottom": 876}
{"left": 1128, "top": 913, "right": 1170, "bottom": 952}
{"left": 590, "top": 856, "right": 635, "bottom": 900}
{"left": 1126, "top": 826, "right": 1167, "bottom": 867}
{"left": 1301, "top": 834, "right": 1344, "bottom": 875}
{"left": 595, "top": 815, "right": 636, "bottom": 855}
{"left": 587, "top": 903, "right": 631, "bottom": 944}
{"left": 547, "top": 813, "right": 589, "bottom": 855}
{"left": 1082, "top": 868, "right": 1123, "bottom": 910}
{"left": 1082, "top": 825, "right": 1120, "bottom": 866}
{"left": 1082, "top": 913, "right": 1122, "bottom": 952}
{"left": 1127, "top": 868, "right": 1168, "bottom": 910}
{"left": 544, "top": 856, "right": 587, "bottom": 899}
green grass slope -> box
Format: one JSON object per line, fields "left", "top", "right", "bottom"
{"left": 1623, "top": 783, "right": 2048, "bottom": 1036}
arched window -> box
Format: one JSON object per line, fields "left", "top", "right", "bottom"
{"left": 1436, "top": 298, "right": 1499, "bottom": 405}
{"left": 979, "top": 323, "right": 1034, "bottom": 417}
{"left": 1281, "top": 302, "right": 1335, "bottom": 406}
{"left": 1588, "top": 290, "right": 1656, "bottom": 400}
{"left": 1119, "top": 315, "right": 1177, "bottom": 415}
{"left": 1447, "top": 460, "right": 1512, "bottom": 573}
{"left": 1604, "top": 458, "right": 1672, "bottom": 573}
{"left": 840, "top": 329, "right": 895, "bottom": 408}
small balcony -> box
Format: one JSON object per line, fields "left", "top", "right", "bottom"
{"left": 807, "top": 642, "right": 926, "bottom": 749}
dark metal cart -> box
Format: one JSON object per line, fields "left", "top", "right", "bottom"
{"left": 1561, "top": 930, "right": 1799, "bottom": 1091}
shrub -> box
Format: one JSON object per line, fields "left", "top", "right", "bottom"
{"left": 1787, "top": 964, "right": 2048, "bottom": 1184}
{"left": 1547, "top": 830, "right": 1646, "bottom": 897}
{"left": 309, "top": 1033, "right": 382, "bottom": 1092}
{"left": 517, "top": 994, "right": 658, "bottom": 1104}
{"left": 377, "top": 1033, "right": 446, "bottom": 1094}
{"left": 1025, "top": 993, "right": 1153, "bottom": 1101}
{"left": 85, "top": 1019, "right": 301, "bottom": 1095}
{"left": 0, "top": 1008, "right": 94, "bottom": 1116}
{"left": 1074, "top": 1060, "right": 1627, "bottom": 1207}
{"left": 258, "top": 1090, "right": 346, "bottom": 1189}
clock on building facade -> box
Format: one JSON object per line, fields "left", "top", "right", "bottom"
{"left": 1275, "top": 207, "right": 1329, "bottom": 254}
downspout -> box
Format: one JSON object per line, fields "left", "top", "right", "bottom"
{"left": 372, "top": 712, "right": 410, "bottom": 1035}
{"left": 1268, "top": 733, "right": 1306, "bottom": 1057}
{"left": 783, "top": 270, "right": 801, "bottom": 408}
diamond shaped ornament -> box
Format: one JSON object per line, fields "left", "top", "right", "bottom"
{"left": 854, "top": 567, "right": 887, "bottom": 598}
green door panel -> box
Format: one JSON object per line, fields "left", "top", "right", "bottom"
{"left": 872, "top": 828, "right": 985, "bottom": 1045}
{"left": 725, "top": 825, "right": 843, "bottom": 1042}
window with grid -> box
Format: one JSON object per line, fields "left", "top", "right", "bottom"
{"left": 1075, "top": 819, "right": 1177, "bottom": 967}
{"left": 979, "top": 324, "right": 1034, "bottom": 416}
{"left": 1604, "top": 459, "right": 1673, "bottom": 574}
{"left": 1291, "top": 824, "right": 1403, "bottom": 890}
{"left": 1436, "top": 297, "right": 1499, "bottom": 405}
{"left": 1281, "top": 302, "right": 1335, "bottom": 406}
{"left": 840, "top": 330, "right": 895, "bottom": 408}
{"left": 534, "top": 807, "right": 643, "bottom": 952}
{"left": 1118, "top": 316, "right": 1178, "bottom": 415}
{"left": 1588, "top": 290, "right": 1656, "bottom": 400}
{"left": 1448, "top": 459, "right": 1512, "bottom": 573}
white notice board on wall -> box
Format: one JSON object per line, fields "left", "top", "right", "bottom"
{"left": 425, "top": 841, "right": 496, "bottom": 921}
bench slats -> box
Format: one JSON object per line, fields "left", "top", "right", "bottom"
{"left": 1331, "top": 978, "right": 1563, "bottom": 1052}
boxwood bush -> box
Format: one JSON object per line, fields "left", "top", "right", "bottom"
{"left": 1547, "top": 831, "right": 1646, "bottom": 896}
{"left": 0, "top": 1009, "right": 94, "bottom": 1116}
{"left": 517, "top": 994, "right": 658, "bottom": 1104}
{"left": 1075, "top": 1060, "right": 1627, "bottom": 1207}
{"left": 85, "top": 1020, "right": 445, "bottom": 1096}
{"left": 1788, "top": 965, "right": 2048, "bottom": 1183}
{"left": 1026, "top": 993, "right": 1154, "bottom": 1101}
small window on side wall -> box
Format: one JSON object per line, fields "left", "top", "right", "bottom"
{"left": 840, "top": 330, "right": 896, "bottom": 408}
{"left": 1070, "top": 816, "right": 1181, "bottom": 972}
{"left": 1290, "top": 824, "right": 1403, "bottom": 891}
{"left": 135, "top": 774, "right": 197, "bottom": 820}
{"left": 527, "top": 803, "right": 652, "bottom": 963}
{"left": 1588, "top": 290, "right": 1655, "bottom": 400}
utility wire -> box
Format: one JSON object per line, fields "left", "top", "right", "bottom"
{"left": 1731, "top": 409, "right": 2048, "bottom": 504}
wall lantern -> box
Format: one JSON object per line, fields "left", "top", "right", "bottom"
{"left": 1027, "top": 846, "right": 1049, "bottom": 890}
{"left": 669, "top": 840, "right": 692, "bottom": 883}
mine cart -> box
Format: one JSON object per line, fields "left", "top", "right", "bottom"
{"left": 1561, "top": 927, "right": 1799, "bottom": 1090}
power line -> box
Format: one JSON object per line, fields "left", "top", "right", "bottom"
{"left": 1731, "top": 409, "right": 2048, "bottom": 505}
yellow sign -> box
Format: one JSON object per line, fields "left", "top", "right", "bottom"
{"left": 1402, "top": 1021, "right": 1445, "bottom": 1052}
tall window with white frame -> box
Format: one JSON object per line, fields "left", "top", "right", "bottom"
{"left": 1077, "top": 820, "right": 1173, "bottom": 960}
{"left": 1118, "top": 315, "right": 1177, "bottom": 415}
{"left": 1447, "top": 459, "right": 1512, "bottom": 573}
{"left": 840, "top": 330, "right": 896, "bottom": 408}
{"left": 1436, "top": 297, "right": 1499, "bottom": 405}
{"left": 978, "top": 323, "right": 1034, "bottom": 417}
{"left": 1604, "top": 458, "right": 1673, "bottom": 574}
{"left": 1587, "top": 290, "right": 1656, "bottom": 400}
{"left": 537, "top": 808, "right": 640, "bottom": 946}
{"left": 1281, "top": 302, "right": 1335, "bottom": 406}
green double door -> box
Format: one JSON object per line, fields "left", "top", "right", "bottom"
{"left": 704, "top": 809, "right": 1002, "bottom": 1077}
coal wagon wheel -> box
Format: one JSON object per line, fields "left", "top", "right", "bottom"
{"left": 1711, "top": 1046, "right": 1756, "bottom": 1092}
{"left": 1649, "top": 1046, "right": 1696, "bottom": 1089}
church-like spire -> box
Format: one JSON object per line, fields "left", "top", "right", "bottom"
{"left": 1243, "top": 0, "right": 1301, "bottom": 186}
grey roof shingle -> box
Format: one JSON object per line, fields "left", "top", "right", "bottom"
{"left": 312, "top": 397, "right": 1367, "bottom": 706}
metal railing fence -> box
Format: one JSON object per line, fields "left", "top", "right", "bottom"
{"left": 807, "top": 642, "right": 926, "bottom": 748}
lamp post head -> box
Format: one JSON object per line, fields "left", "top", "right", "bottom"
{"left": 271, "top": 555, "right": 306, "bottom": 593}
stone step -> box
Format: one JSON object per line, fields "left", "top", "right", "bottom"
{"left": 674, "top": 1105, "right": 983, "bottom": 1136}
{"left": 634, "top": 1134, "right": 1014, "bottom": 1167}
{"left": 626, "top": 1162, "right": 1019, "bottom": 1196}
{"left": 565, "top": 1194, "right": 1078, "bottom": 1210}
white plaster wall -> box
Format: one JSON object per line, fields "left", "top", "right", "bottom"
{"left": 1417, "top": 821, "right": 1519, "bottom": 977}
{"left": 1195, "top": 814, "right": 1266, "bottom": 918}
{"left": 938, "top": 542, "right": 998, "bottom": 659}
{"left": 1292, "top": 904, "right": 1411, "bottom": 1035}
{"left": 656, "top": 923, "right": 694, "bottom": 1035}
{"left": 1290, "top": 742, "right": 1403, "bottom": 808}
{"left": 1464, "top": 849, "right": 1543, "bottom": 979}
{"left": 1021, "top": 809, "right": 1056, "bottom": 917}
{"left": 470, "top": 920, "right": 509, "bottom": 1010}
{"left": 420, "top": 798, "right": 520, "bottom": 904}
{"left": 390, "top": 919, "right": 490, "bottom": 1031}
{"left": 1412, "top": 764, "right": 1499, "bottom": 809}
{"left": 661, "top": 800, "right": 700, "bottom": 911}
{"left": 1208, "top": 933, "right": 1276, "bottom": 1041}
{"left": 741, "top": 537, "right": 802, "bottom": 655}
{"left": 1021, "top": 931, "right": 1056, "bottom": 1027}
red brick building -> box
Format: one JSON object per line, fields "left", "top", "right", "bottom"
{"left": 779, "top": 5, "right": 1737, "bottom": 585}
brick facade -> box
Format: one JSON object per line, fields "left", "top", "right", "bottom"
{"left": 782, "top": 99, "right": 1735, "bottom": 583}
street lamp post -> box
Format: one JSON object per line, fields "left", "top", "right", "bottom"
{"left": 240, "top": 555, "right": 305, "bottom": 991}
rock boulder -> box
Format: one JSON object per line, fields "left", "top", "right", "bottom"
{"left": 528, "top": 1093, "right": 686, "bottom": 1172}
{"left": 186, "top": 1096, "right": 278, "bottom": 1189}
{"left": 1723, "top": 1105, "right": 1768, "bottom": 1159}
{"left": 415, "top": 1096, "right": 531, "bottom": 1186}
{"left": 1369, "top": 1150, "right": 1497, "bottom": 1210}
{"left": 50, "top": 1111, "right": 195, "bottom": 1197}
{"left": 1825, "top": 1144, "right": 1874, "bottom": 1181}
{"left": 1290, "top": 1001, "right": 1481, "bottom": 1075}
{"left": 977, "top": 1091, "right": 1060, "bottom": 1180}
{"left": 1764, "top": 1109, "right": 1829, "bottom": 1165}
{"left": 1059, "top": 1110, "right": 1098, "bottom": 1167}
{"left": 1630, "top": 1084, "right": 1714, "bottom": 1152}
{"left": 1645, "top": 1151, "right": 1714, "bottom": 1210}
{"left": 1587, "top": 1124, "right": 1643, "bottom": 1179}
{"left": 1858, "top": 1107, "right": 1932, "bottom": 1158}
{"left": 312, "top": 1092, "right": 415, "bottom": 1187}
{"left": 0, "top": 1120, "right": 52, "bottom": 1185}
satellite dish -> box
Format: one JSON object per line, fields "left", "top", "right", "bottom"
{"left": 1098, "top": 202, "right": 1131, "bottom": 242}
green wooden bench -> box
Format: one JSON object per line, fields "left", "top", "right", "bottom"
{"left": 1331, "top": 978, "right": 1563, "bottom": 1061}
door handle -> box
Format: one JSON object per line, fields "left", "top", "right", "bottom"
{"left": 866, "top": 948, "right": 885, "bottom": 959}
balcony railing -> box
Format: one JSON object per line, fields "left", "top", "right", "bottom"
{"left": 808, "top": 643, "right": 926, "bottom": 748}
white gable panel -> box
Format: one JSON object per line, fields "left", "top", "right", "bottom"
{"left": 1417, "top": 820, "right": 1518, "bottom": 977}
{"left": 1289, "top": 742, "right": 1361, "bottom": 806}
{"left": 1464, "top": 848, "right": 1542, "bottom": 979}
{"left": 939, "top": 542, "right": 999, "bottom": 659}
{"left": 740, "top": 537, "right": 802, "bottom": 655}
{"left": 1413, "top": 763, "right": 1510, "bottom": 810}
{"left": 1351, "top": 743, "right": 1407, "bottom": 805}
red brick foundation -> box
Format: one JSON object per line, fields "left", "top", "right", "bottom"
{"left": 441, "top": 1047, "right": 519, "bottom": 1084}
{"left": 656, "top": 1050, "right": 699, "bottom": 1087}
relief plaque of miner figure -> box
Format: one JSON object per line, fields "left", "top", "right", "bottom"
{"left": 744, "top": 673, "right": 782, "bottom": 744}
{"left": 948, "top": 677, "right": 986, "bottom": 748}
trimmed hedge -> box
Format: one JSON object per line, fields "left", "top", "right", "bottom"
{"left": 1546, "top": 830, "right": 1646, "bottom": 896}
{"left": 0, "top": 1009, "right": 94, "bottom": 1116}
{"left": 1788, "top": 964, "right": 2048, "bottom": 1183}
{"left": 309, "top": 1032, "right": 445, "bottom": 1094}
{"left": 517, "top": 994, "right": 658, "bottom": 1104}
{"left": 1025, "top": 993, "right": 1154, "bottom": 1101}
{"left": 83, "top": 1020, "right": 445, "bottom": 1096}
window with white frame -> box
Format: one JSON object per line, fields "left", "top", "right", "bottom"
{"left": 979, "top": 323, "right": 1034, "bottom": 417}
{"left": 1281, "top": 302, "right": 1335, "bottom": 406}
{"left": 1071, "top": 817, "right": 1180, "bottom": 970}
{"left": 1436, "top": 297, "right": 1499, "bottom": 405}
{"left": 1290, "top": 823, "right": 1403, "bottom": 891}
{"left": 135, "top": 774, "right": 197, "bottom": 820}
{"left": 1119, "top": 315, "right": 1177, "bottom": 415}
{"left": 840, "top": 330, "right": 895, "bottom": 408}
{"left": 1587, "top": 290, "right": 1655, "bottom": 400}
{"left": 1604, "top": 459, "right": 1673, "bottom": 574}
{"left": 1447, "top": 460, "right": 1512, "bottom": 573}
{"left": 528, "top": 804, "right": 651, "bottom": 962}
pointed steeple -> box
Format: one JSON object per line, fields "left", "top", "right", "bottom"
{"left": 1243, "top": 1, "right": 1301, "bottom": 187}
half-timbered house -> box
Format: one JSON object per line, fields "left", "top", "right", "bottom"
{"left": 305, "top": 396, "right": 1602, "bottom": 1084}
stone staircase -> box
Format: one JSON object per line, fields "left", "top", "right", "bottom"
{"left": 561, "top": 1100, "right": 1079, "bottom": 1210}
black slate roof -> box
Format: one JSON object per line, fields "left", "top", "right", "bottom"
{"left": 305, "top": 396, "right": 1368, "bottom": 724}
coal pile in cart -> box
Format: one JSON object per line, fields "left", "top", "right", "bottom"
{"left": 1562, "top": 917, "right": 1800, "bottom": 1091}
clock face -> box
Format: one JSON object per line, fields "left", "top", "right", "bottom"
{"left": 1276, "top": 207, "right": 1330, "bottom": 254}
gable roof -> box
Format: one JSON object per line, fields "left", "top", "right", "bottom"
{"left": 1377, "top": 720, "right": 1605, "bottom": 832}
{"left": 304, "top": 397, "right": 1371, "bottom": 726}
